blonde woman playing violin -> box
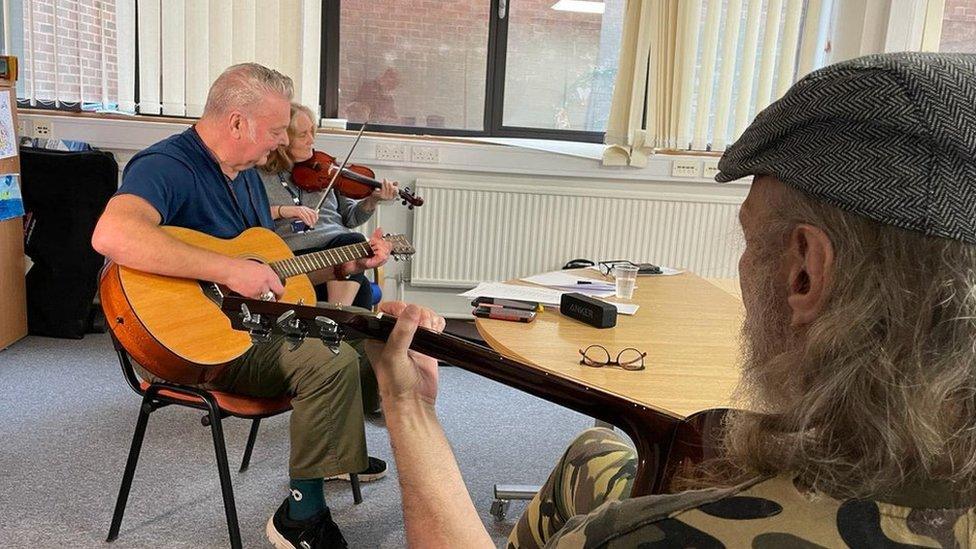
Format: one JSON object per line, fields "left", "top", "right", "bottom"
{"left": 259, "top": 103, "right": 398, "bottom": 308}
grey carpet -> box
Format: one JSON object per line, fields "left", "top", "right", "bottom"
{"left": 0, "top": 333, "right": 595, "bottom": 548}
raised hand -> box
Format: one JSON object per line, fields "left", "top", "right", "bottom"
{"left": 365, "top": 302, "right": 445, "bottom": 404}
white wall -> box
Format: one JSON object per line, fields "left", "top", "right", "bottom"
{"left": 20, "top": 112, "right": 748, "bottom": 316}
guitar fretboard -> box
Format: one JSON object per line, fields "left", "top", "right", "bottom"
{"left": 270, "top": 241, "right": 373, "bottom": 279}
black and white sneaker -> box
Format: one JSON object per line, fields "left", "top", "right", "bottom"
{"left": 324, "top": 456, "right": 388, "bottom": 483}
{"left": 266, "top": 498, "right": 347, "bottom": 549}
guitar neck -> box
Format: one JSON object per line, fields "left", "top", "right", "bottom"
{"left": 269, "top": 240, "right": 372, "bottom": 279}
{"left": 219, "top": 295, "right": 675, "bottom": 496}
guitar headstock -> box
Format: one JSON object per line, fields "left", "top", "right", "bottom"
{"left": 382, "top": 233, "right": 415, "bottom": 260}
{"left": 221, "top": 295, "right": 391, "bottom": 354}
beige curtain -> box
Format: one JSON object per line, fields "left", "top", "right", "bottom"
{"left": 604, "top": 0, "right": 830, "bottom": 164}
{"left": 603, "top": 0, "right": 679, "bottom": 167}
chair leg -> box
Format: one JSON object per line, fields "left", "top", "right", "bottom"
{"left": 107, "top": 395, "right": 153, "bottom": 542}
{"left": 350, "top": 473, "right": 362, "bottom": 505}
{"left": 205, "top": 401, "right": 243, "bottom": 549}
{"left": 239, "top": 418, "right": 261, "bottom": 472}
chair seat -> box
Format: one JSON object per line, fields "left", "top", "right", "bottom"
{"left": 138, "top": 381, "right": 293, "bottom": 418}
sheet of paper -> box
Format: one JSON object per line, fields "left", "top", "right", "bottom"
{"left": 603, "top": 301, "right": 639, "bottom": 315}
{"left": 0, "top": 93, "right": 17, "bottom": 160}
{"left": 520, "top": 270, "right": 616, "bottom": 296}
{"left": 0, "top": 174, "right": 24, "bottom": 221}
{"left": 459, "top": 282, "right": 639, "bottom": 315}
{"left": 460, "top": 282, "right": 566, "bottom": 306}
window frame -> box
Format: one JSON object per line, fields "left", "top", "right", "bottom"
{"left": 319, "top": 0, "right": 607, "bottom": 143}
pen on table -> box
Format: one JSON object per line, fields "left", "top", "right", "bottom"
{"left": 576, "top": 281, "right": 593, "bottom": 285}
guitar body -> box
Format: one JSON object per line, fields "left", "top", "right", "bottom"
{"left": 101, "top": 226, "right": 316, "bottom": 384}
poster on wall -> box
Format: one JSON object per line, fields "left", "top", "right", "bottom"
{"left": 0, "top": 92, "right": 16, "bottom": 159}
{"left": 0, "top": 174, "right": 24, "bottom": 221}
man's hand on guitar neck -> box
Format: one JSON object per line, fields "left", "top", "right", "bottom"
{"left": 364, "top": 303, "right": 494, "bottom": 549}
{"left": 224, "top": 259, "right": 285, "bottom": 300}
{"left": 335, "top": 227, "right": 393, "bottom": 278}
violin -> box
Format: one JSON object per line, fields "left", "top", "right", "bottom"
{"left": 291, "top": 150, "right": 424, "bottom": 209}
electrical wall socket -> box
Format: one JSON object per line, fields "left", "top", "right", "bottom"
{"left": 411, "top": 145, "right": 439, "bottom": 163}
{"left": 375, "top": 143, "right": 405, "bottom": 161}
{"left": 32, "top": 119, "right": 53, "bottom": 139}
{"left": 671, "top": 159, "right": 702, "bottom": 178}
{"left": 703, "top": 160, "right": 720, "bottom": 180}
{"left": 15, "top": 118, "right": 28, "bottom": 137}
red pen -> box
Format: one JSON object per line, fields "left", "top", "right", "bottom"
{"left": 472, "top": 306, "right": 536, "bottom": 323}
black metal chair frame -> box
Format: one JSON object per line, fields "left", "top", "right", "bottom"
{"left": 106, "top": 338, "right": 362, "bottom": 549}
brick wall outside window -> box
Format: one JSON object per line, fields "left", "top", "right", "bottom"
{"left": 941, "top": 0, "right": 976, "bottom": 53}
{"left": 20, "top": 0, "right": 118, "bottom": 107}
{"left": 336, "top": 0, "right": 618, "bottom": 132}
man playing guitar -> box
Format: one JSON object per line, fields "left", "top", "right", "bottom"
{"left": 92, "top": 63, "right": 391, "bottom": 548}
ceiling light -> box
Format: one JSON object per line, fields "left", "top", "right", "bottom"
{"left": 551, "top": 0, "right": 605, "bottom": 15}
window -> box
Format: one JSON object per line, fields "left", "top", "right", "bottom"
{"left": 335, "top": 1, "right": 489, "bottom": 131}
{"left": 7, "top": 0, "right": 128, "bottom": 112}
{"left": 325, "top": 0, "right": 622, "bottom": 141}
{"left": 502, "top": 0, "right": 623, "bottom": 133}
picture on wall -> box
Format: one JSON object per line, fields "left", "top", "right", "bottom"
{"left": 0, "top": 174, "right": 24, "bottom": 221}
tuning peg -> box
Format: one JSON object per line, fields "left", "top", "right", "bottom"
{"left": 240, "top": 304, "right": 271, "bottom": 345}
{"left": 314, "top": 316, "right": 344, "bottom": 355}
{"left": 276, "top": 309, "right": 308, "bottom": 351}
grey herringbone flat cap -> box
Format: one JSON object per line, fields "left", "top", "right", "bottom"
{"left": 716, "top": 52, "right": 976, "bottom": 244}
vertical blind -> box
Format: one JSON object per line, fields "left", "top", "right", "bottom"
{"left": 136, "top": 0, "right": 321, "bottom": 117}
{"left": 605, "top": 0, "right": 834, "bottom": 165}
{"left": 18, "top": 0, "right": 122, "bottom": 110}
{"left": 680, "top": 0, "right": 832, "bottom": 151}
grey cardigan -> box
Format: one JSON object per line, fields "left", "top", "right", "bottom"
{"left": 259, "top": 169, "right": 373, "bottom": 252}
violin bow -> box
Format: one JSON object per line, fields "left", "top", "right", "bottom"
{"left": 313, "top": 121, "right": 369, "bottom": 211}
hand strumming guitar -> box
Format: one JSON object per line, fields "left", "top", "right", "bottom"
{"left": 224, "top": 258, "right": 285, "bottom": 300}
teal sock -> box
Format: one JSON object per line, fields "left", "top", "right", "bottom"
{"left": 288, "top": 478, "right": 327, "bottom": 521}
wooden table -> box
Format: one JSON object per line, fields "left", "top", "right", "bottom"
{"left": 475, "top": 271, "right": 744, "bottom": 493}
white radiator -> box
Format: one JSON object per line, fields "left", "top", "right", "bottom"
{"left": 410, "top": 178, "right": 745, "bottom": 287}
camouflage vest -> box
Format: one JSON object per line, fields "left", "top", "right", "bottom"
{"left": 546, "top": 475, "right": 976, "bottom": 548}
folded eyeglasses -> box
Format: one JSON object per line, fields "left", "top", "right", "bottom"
{"left": 578, "top": 344, "right": 646, "bottom": 371}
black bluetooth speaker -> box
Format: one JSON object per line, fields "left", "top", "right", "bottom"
{"left": 559, "top": 292, "right": 617, "bottom": 328}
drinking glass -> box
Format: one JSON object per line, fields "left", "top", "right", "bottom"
{"left": 613, "top": 265, "right": 639, "bottom": 299}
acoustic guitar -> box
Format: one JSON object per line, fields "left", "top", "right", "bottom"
{"left": 100, "top": 226, "right": 414, "bottom": 385}
{"left": 217, "top": 295, "right": 731, "bottom": 496}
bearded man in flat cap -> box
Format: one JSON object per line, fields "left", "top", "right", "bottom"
{"left": 366, "top": 52, "right": 976, "bottom": 548}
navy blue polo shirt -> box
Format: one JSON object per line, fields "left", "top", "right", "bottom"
{"left": 118, "top": 127, "right": 274, "bottom": 238}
